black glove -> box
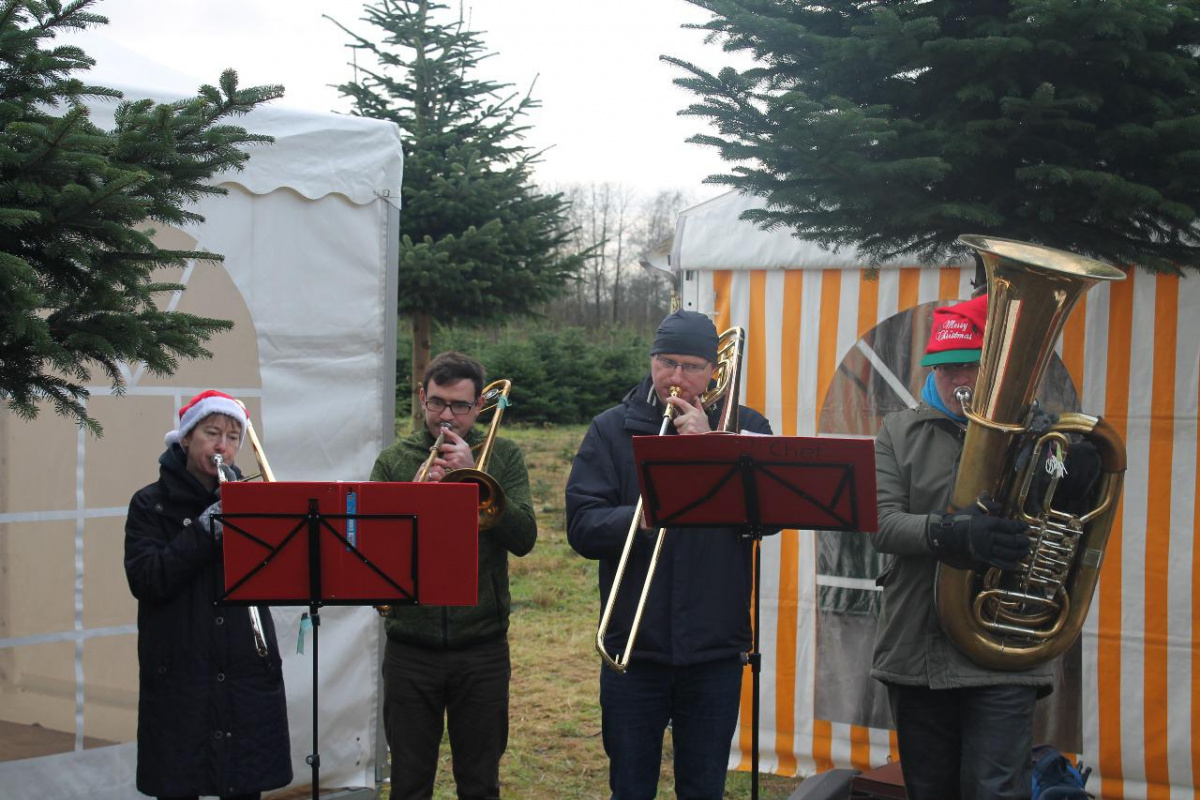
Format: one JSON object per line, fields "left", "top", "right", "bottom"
{"left": 197, "top": 501, "right": 223, "bottom": 541}
{"left": 927, "top": 496, "right": 1030, "bottom": 571}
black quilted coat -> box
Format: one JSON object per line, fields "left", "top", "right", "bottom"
{"left": 124, "top": 444, "right": 292, "bottom": 798}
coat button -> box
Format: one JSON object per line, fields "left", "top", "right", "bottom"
{"left": 154, "top": 504, "right": 163, "bottom": 512}
{"left": 226, "top": 731, "right": 233, "bottom": 738}
{"left": 217, "top": 673, "right": 226, "bottom": 682}
{"left": 157, "top": 666, "right": 167, "bottom": 675}
{"left": 215, "top": 616, "right": 224, "bottom": 625}
{"left": 213, "top": 731, "right": 223, "bottom": 740}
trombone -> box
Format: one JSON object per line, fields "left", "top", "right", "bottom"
{"left": 595, "top": 328, "right": 746, "bottom": 672}
{"left": 213, "top": 411, "right": 273, "bottom": 658}
{"left": 442, "top": 379, "right": 512, "bottom": 531}
{"left": 376, "top": 379, "right": 512, "bottom": 618}
{"left": 414, "top": 422, "right": 452, "bottom": 482}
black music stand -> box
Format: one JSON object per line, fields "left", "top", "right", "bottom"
{"left": 217, "top": 481, "right": 479, "bottom": 800}
{"left": 633, "top": 433, "right": 878, "bottom": 800}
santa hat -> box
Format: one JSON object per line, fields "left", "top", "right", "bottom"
{"left": 920, "top": 294, "right": 989, "bottom": 367}
{"left": 165, "top": 390, "right": 248, "bottom": 447}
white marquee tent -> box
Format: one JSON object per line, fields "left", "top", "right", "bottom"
{"left": 0, "top": 43, "right": 404, "bottom": 799}
{"left": 647, "top": 190, "right": 1200, "bottom": 799}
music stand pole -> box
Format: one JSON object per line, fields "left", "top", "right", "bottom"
{"left": 306, "top": 499, "right": 322, "bottom": 800}
{"left": 736, "top": 455, "right": 763, "bottom": 800}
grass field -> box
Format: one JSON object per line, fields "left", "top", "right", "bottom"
{"left": 380, "top": 424, "right": 804, "bottom": 800}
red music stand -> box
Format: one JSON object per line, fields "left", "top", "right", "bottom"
{"left": 634, "top": 433, "right": 878, "bottom": 533}
{"left": 218, "top": 480, "right": 479, "bottom": 800}
{"left": 632, "top": 433, "right": 878, "bottom": 800}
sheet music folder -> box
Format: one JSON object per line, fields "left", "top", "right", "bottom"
{"left": 633, "top": 434, "right": 878, "bottom": 532}
{"left": 219, "top": 481, "right": 479, "bottom": 607}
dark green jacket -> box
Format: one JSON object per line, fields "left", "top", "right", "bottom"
{"left": 370, "top": 426, "right": 537, "bottom": 648}
{"left": 871, "top": 403, "right": 1051, "bottom": 690}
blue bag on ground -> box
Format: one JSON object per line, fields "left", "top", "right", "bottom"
{"left": 1032, "top": 744, "right": 1091, "bottom": 799}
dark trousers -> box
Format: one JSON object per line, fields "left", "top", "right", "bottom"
{"left": 383, "top": 636, "right": 510, "bottom": 800}
{"left": 886, "top": 683, "right": 1038, "bottom": 800}
{"left": 600, "top": 656, "right": 743, "bottom": 800}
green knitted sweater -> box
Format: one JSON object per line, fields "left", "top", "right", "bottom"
{"left": 370, "top": 426, "right": 537, "bottom": 648}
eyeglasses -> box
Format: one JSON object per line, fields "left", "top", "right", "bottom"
{"left": 654, "top": 355, "right": 710, "bottom": 375}
{"left": 424, "top": 398, "right": 475, "bottom": 415}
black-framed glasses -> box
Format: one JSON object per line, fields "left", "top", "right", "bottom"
{"left": 654, "top": 355, "right": 710, "bottom": 374}
{"left": 424, "top": 397, "right": 475, "bottom": 415}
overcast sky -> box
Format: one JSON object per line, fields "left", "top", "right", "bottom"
{"left": 74, "top": 0, "right": 745, "bottom": 201}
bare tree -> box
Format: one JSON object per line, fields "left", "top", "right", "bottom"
{"left": 542, "top": 183, "right": 691, "bottom": 331}
{"left": 609, "top": 185, "right": 634, "bottom": 324}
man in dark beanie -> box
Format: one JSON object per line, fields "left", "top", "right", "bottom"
{"left": 566, "top": 309, "right": 773, "bottom": 799}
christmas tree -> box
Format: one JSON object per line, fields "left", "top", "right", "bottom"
{"left": 330, "top": 0, "right": 584, "bottom": 417}
{"left": 0, "top": 0, "right": 284, "bottom": 433}
{"left": 670, "top": 0, "right": 1200, "bottom": 271}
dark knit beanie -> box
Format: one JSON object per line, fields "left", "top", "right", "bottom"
{"left": 651, "top": 310, "right": 718, "bottom": 363}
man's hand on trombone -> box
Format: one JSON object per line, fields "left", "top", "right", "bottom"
{"left": 666, "top": 394, "right": 712, "bottom": 435}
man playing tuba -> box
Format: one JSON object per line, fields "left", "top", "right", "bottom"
{"left": 870, "top": 294, "right": 1051, "bottom": 800}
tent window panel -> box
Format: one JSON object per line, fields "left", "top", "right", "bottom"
{"left": 0, "top": 641, "right": 77, "bottom": 762}
{"left": 82, "top": 634, "right": 137, "bottom": 748}
{"left": 82, "top": 518, "right": 136, "bottom": 629}
{"left": 814, "top": 606, "right": 891, "bottom": 729}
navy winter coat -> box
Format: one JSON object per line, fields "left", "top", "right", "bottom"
{"left": 566, "top": 374, "right": 774, "bottom": 666}
{"left": 124, "top": 444, "right": 292, "bottom": 798}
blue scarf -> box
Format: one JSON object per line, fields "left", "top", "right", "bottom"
{"left": 922, "top": 371, "right": 966, "bottom": 423}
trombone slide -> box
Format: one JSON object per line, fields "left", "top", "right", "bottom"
{"left": 214, "top": 453, "right": 270, "bottom": 659}
{"left": 595, "top": 389, "right": 678, "bottom": 673}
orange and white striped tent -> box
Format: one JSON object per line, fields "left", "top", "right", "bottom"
{"left": 651, "top": 191, "right": 1199, "bottom": 799}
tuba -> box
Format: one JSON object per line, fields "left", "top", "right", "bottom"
{"left": 935, "top": 235, "right": 1127, "bottom": 670}
{"left": 596, "top": 327, "right": 745, "bottom": 672}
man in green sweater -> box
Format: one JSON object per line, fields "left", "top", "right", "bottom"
{"left": 371, "top": 351, "right": 537, "bottom": 800}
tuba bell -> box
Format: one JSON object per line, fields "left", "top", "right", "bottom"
{"left": 935, "top": 235, "right": 1127, "bottom": 670}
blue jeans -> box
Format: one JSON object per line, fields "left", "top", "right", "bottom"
{"left": 886, "top": 683, "right": 1038, "bottom": 800}
{"left": 600, "top": 657, "right": 743, "bottom": 800}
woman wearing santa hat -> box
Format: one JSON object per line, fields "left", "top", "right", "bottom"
{"left": 124, "top": 390, "right": 291, "bottom": 800}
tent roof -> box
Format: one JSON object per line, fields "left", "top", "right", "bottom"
{"left": 78, "top": 34, "right": 403, "bottom": 207}
{"left": 646, "top": 190, "right": 925, "bottom": 273}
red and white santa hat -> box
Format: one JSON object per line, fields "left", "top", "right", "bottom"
{"left": 165, "top": 390, "right": 248, "bottom": 447}
{"left": 920, "top": 293, "right": 989, "bottom": 367}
